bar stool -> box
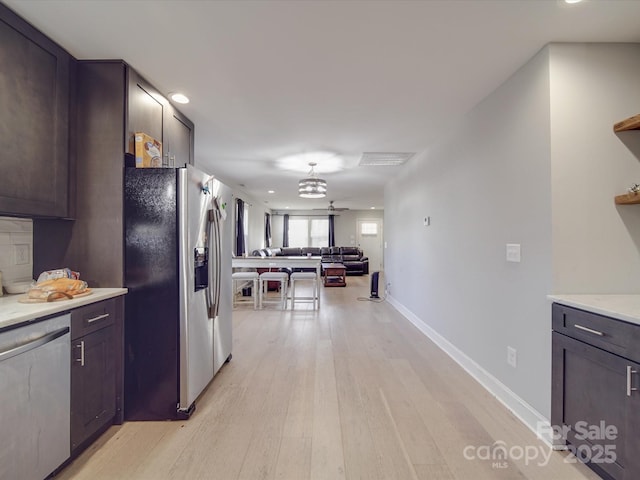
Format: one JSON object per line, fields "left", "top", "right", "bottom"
{"left": 232, "top": 271, "right": 259, "bottom": 309}
{"left": 289, "top": 271, "right": 319, "bottom": 310}
{"left": 259, "top": 271, "right": 288, "bottom": 309}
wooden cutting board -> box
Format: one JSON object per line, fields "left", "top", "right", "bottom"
{"left": 18, "top": 289, "right": 93, "bottom": 303}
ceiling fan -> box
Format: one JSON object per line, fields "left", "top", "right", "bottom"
{"left": 313, "top": 200, "right": 349, "bottom": 213}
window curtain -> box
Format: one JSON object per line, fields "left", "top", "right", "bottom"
{"left": 283, "top": 214, "right": 289, "bottom": 247}
{"left": 235, "top": 198, "right": 245, "bottom": 256}
{"left": 328, "top": 214, "right": 335, "bottom": 247}
{"left": 264, "top": 213, "right": 272, "bottom": 248}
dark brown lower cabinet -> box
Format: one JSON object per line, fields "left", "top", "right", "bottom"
{"left": 552, "top": 303, "right": 640, "bottom": 480}
{"left": 70, "top": 298, "right": 123, "bottom": 453}
{"left": 71, "top": 325, "right": 115, "bottom": 451}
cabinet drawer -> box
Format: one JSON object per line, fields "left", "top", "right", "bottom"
{"left": 552, "top": 303, "right": 640, "bottom": 361}
{"left": 71, "top": 299, "right": 116, "bottom": 340}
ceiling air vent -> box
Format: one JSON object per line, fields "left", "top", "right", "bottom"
{"left": 359, "top": 152, "right": 415, "bottom": 166}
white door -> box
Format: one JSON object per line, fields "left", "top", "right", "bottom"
{"left": 357, "top": 218, "right": 383, "bottom": 273}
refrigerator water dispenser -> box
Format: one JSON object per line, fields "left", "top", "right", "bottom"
{"left": 194, "top": 247, "right": 209, "bottom": 291}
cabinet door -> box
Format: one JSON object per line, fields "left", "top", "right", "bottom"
{"left": 552, "top": 332, "right": 640, "bottom": 480}
{"left": 166, "top": 106, "right": 194, "bottom": 166}
{"left": 127, "top": 69, "right": 165, "bottom": 156}
{"left": 71, "top": 325, "right": 116, "bottom": 451}
{"left": 0, "top": 4, "right": 71, "bottom": 218}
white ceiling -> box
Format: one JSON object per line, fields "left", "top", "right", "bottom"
{"left": 5, "top": 0, "right": 640, "bottom": 210}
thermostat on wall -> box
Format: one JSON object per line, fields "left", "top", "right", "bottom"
{"left": 506, "top": 244, "right": 521, "bottom": 263}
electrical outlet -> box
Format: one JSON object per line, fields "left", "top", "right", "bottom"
{"left": 507, "top": 346, "right": 517, "bottom": 368}
{"left": 14, "top": 244, "right": 29, "bottom": 265}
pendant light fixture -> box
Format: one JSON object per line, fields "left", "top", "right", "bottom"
{"left": 298, "top": 162, "right": 327, "bottom": 198}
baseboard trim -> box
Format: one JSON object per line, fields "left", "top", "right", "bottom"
{"left": 386, "top": 294, "right": 553, "bottom": 446}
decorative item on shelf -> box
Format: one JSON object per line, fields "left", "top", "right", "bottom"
{"left": 614, "top": 183, "right": 640, "bottom": 205}
{"left": 298, "top": 162, "right": 327, "bottom": 198}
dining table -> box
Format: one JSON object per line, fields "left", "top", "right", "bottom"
{"left": 231, "top": 255, "right": 322, "bottom": 305}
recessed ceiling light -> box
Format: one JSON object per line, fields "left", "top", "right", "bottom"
{"left": 169, "top": 92, "right": 189, "bottom": 104}
{"left": 564, "top": 0, "right": 582, "bottom": 3}
{"left": 370, "top": 207, "right": 375, "bottom": 209}
{"left": 268, "top": 190, "right": 275, "bottom": 194}
{"left": 277, "top": 151, "right": 343, "bottom": 173}
{"left": 285, "top": 206, "right": 290, "bottom": 209}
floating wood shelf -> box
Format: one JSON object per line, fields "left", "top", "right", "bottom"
{"left": 615, "top": 192, "right": 640, "bottom": 205}
{"left": 614, "top": 114, "right": 640, "bottom": 132}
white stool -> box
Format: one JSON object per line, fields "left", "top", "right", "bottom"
{"left": 289, "top": 271, "right": 319, "bottom": 310}
{"left": 259, "top": 271, "right": 288, "bottom": 309}
{"left": 232, "top": 271, "right": 259, "bottom": 309}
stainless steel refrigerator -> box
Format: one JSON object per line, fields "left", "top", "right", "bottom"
{"left": 123, "top": 165, "right": 232, "bottom": 420}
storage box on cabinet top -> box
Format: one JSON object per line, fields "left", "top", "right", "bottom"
{"left": 134, "top": 132, "right": 162, "bottom": 168}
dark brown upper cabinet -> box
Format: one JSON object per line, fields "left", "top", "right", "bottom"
{"left": 127, "top": 69, "right": 165, "bottom": 157}
{"left": 166, "top": 106, "right": 194, "bottom": 168}
{"left": 34, "top": 60, "right": 194, "bottom": 287}
{"left": 127, "top": 69, "right": 194, "bottom": 167}
{"left": 0, "top": 3, "right": 74, "bottom": 218}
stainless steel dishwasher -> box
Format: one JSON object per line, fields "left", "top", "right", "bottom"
{"left": 0, "top": 314, "right": 71, "bottom": 480}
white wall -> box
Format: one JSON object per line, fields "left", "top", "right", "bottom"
{"left": 0, "top": 217, "right": 34, "bottom": 291}
{"left": 385, "top": 47, "right": 553, "bottom": 420}
{"left": 550, "top": 43, "right": 640, "bottom": 294}
{"left": 334, "top": 210, "right": 384, "bottom": 248}
{"left": 385, "top": 43, "right": 640, "bottom": 429}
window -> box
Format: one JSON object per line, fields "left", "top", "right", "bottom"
{"left": 288, "top": 218, "right": 308, "bottom": 247}
{"left": 310, "top": 218, "right": 328, "bottom": 247}
{"left": 287, "top": 217, "right": 328, "bottom": 247}
{"left": 360, "top": 222, "right": 378, "bottom": 235}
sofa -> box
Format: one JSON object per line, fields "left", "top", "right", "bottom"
{"left": 250, "top": 246, "right": 369, "bottom": 276}
{"left": 321, "top": 247, "right": 369, "bottom": 275}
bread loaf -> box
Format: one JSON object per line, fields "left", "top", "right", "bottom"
{"left": 28, "top": 278, "right": 88, "bottom": 299}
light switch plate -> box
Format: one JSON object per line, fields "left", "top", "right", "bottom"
{"left": 506, "top": 244, "right": 521, "bottom": 263}
{"left": 423, "top": 216, "right": 430, "bottom": 226}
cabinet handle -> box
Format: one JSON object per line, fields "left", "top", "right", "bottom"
{"left": 627, "top": 366, "right": 637, "bottom": 396}
{"left": 573, "top": 324, "right": 604, "bottom": 336}
{"left": 76, "top": 340, "right": 85, "bottom": 367}
{"left": 86, "top": 313, "right": 109, "bottom": 324}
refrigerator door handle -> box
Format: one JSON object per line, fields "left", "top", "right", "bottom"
{"left": 210, "top": 209, "right": 221, "bottom": 319}
{"left": 207, "top": 208, "right": 218, "bottom": 319}
{"left": 215, "top": 212, "right": 222, "bottom": 318}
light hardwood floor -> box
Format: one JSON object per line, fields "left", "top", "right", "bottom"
{"left": 57, "top": 277, "right": 600, "bottom": 480}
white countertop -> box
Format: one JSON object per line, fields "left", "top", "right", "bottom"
{"left": 0, "top": 288, "right": 127, "bottom": 330}
{"left": 548, "top": 294, "right": 640, "bottom": 326}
